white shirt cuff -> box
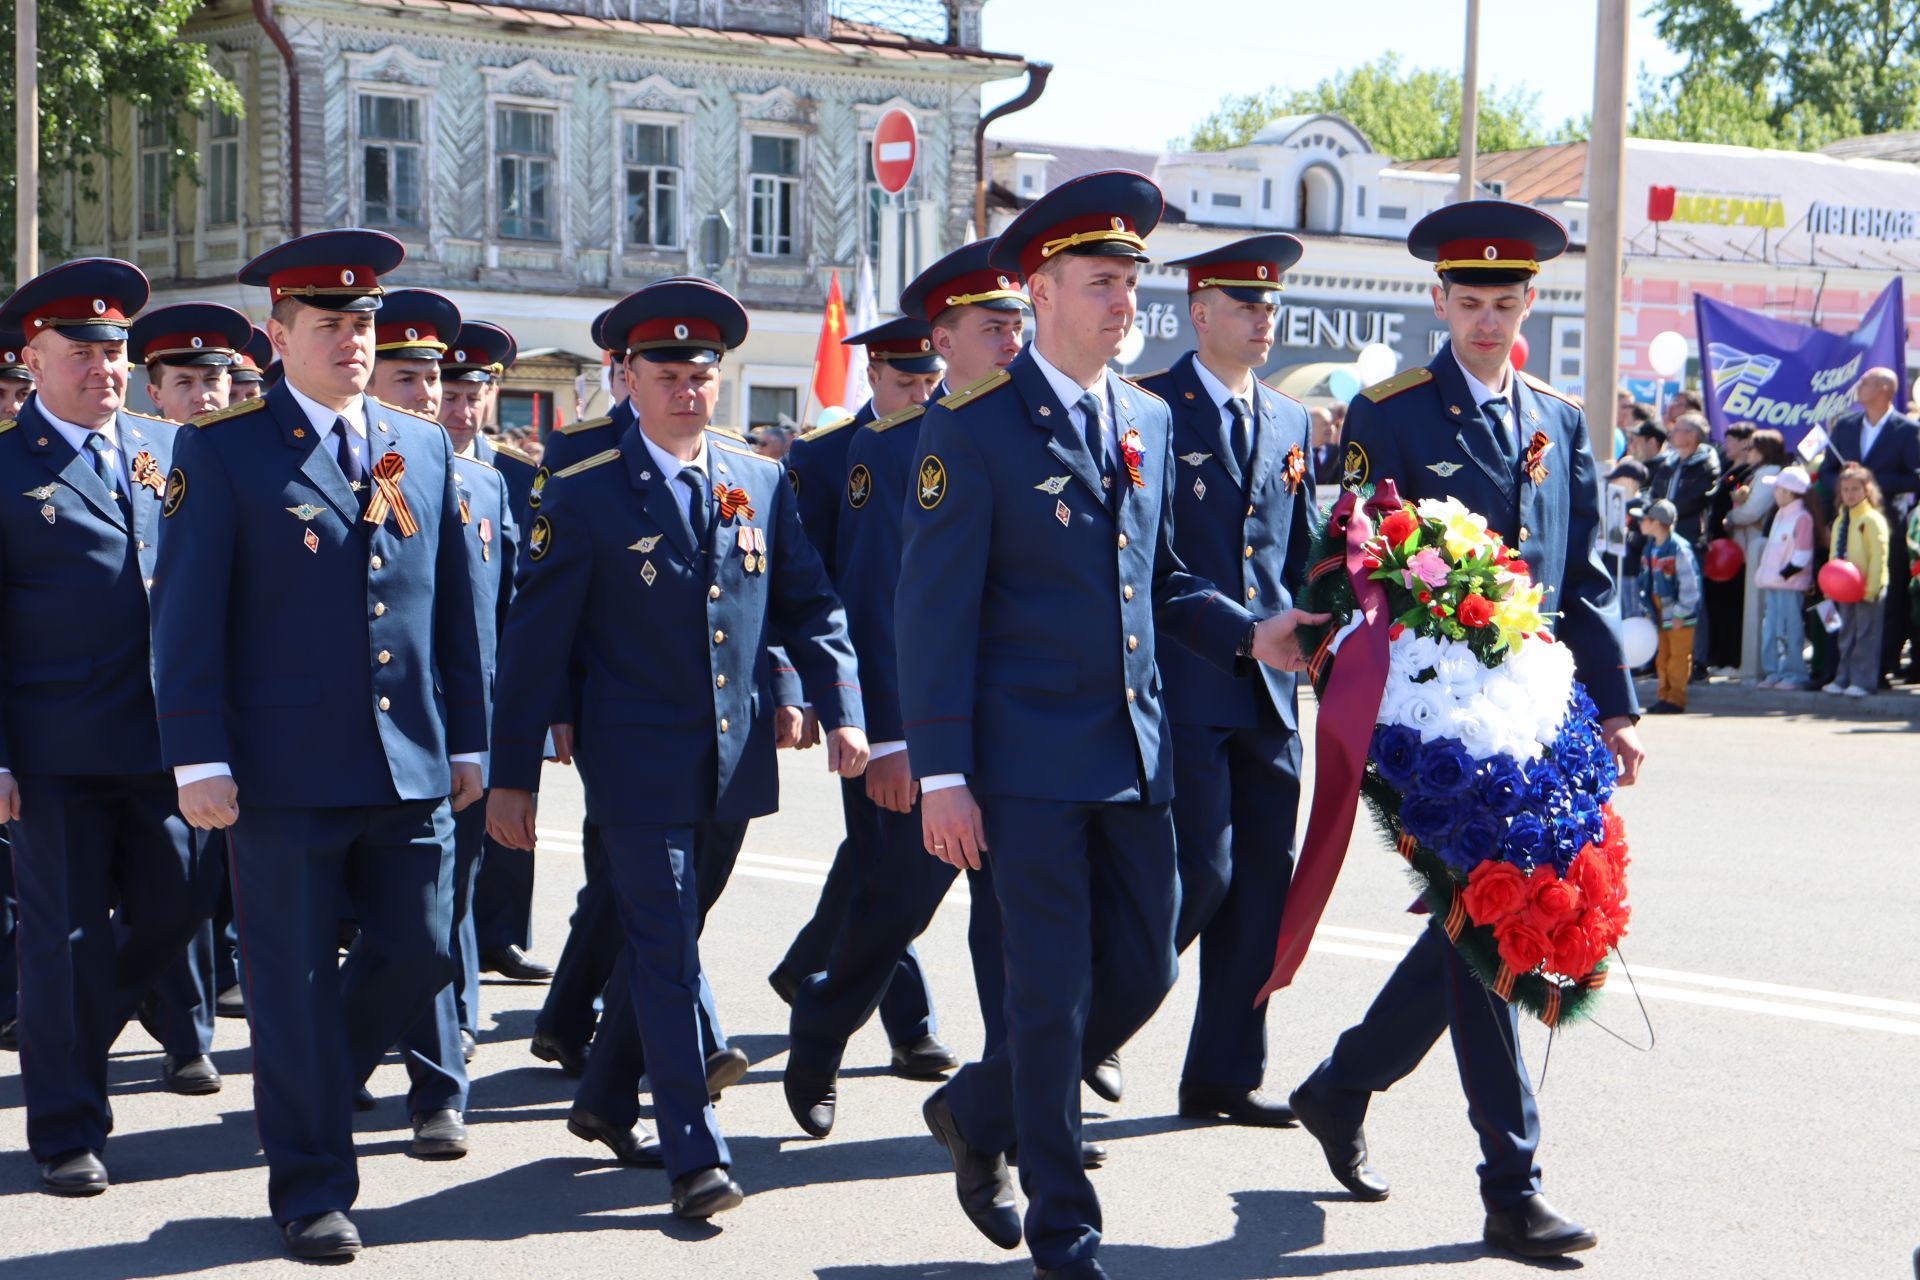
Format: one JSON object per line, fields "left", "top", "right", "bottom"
{"left": 869, "top": 740, "right": 907, "bottom": 759}
{"left": 174, "top": 763, "right": 232, "bottom": 786}
{"left": 920, "top": 772, "right": 967, "bottom": 792}
{"left": 450, "top": 753, "right": 483, "bottom": 767}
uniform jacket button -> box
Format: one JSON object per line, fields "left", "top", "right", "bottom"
{"left": 1243, "top": 545, "right": 1253, "bottom": 559}
{"left": 1127, "top": 635, "right": 1139, "bottom": 651}
{"left": 1122, "top": 584, "right": 1134, "bottom": 601}
{"left": 374, "top": 602, "right": 387, "bottom": 616}
{"left": 378, "top": 696, "right": 391, "bottom": 711}
{"left": 719, "top": 718, "right": 730, "bottom": 733}
{"left": 709, "top": 585, "right": 721, "bottom": 600}
{"left": 1247, "top": 586, "right": 1257, "bottom": 600}
{"left": 1519, "top": 526, "right": 1531, "bottom": 543}
{"left": 1116, "top": 533, "right": 1128, "bottom": 549}
{"left": 370, "top": 555, "right": 383, "bottom": 570}
{"left": 714, "top": 629, "right": 726, "bottom": 644}
{"left": 1125, "top": 687, "right": 1136, "bottom": 703}
{"left": 716, "top": 674, "right": 727, "bottom": 689}
{"left": 377, "top": 650, "right": 392, "bottom": 664}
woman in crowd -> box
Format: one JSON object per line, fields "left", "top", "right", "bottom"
{"left": 1825, "top": 462, "right": 1891, "bottom": 698}
{"left": 1753, "top": 464, "right": 1815, "bottom": 689}
{"left": 1726, "top": 429, "right": 1788, "bottom": 677}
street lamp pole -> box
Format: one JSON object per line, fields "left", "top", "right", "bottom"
{"left": 1458, "top": 0, "right": 1480, "bottom": 202}
{"left": 1586, "top": 0, "right": 1631, "bottom": 452}
{"left": 15, "top": 0, "right": 38, "bottom": 282}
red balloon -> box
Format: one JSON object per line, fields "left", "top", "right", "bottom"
{"left": 1818, "top": 559, "right": 1866, "bottom": 604}
{"left": 1702, "top": 537, "right": 1745, "bottom": 582}
{"left": 1509, "top": 334, "right": 1530, "bottom": 370}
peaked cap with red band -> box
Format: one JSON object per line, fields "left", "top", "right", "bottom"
{"left": 1167, "top": 233, "right": 1304, "bottom": 303}
{"left": 0, "top": 257, "right": 150, "bottom": 344}
{"left": 230, "top": 326, "right": 272, "bottom": 381}
{"left": 900, "top": 239, "right": 1028, "bottom": 327}
{"left": 373, "top": 289, "right": 462, "bottom": 361}
{"left": 605, "top": 277, "right": 749, "bottom": 366}
{"left": 0, "top": 326, "right": 32, "bottom": 380}
{"left": 238, "top": 228, "right": 405, "bottom": 312}
{"left": 444, "top": 321, "right": 518, "bottom": 383}
{"left": 128, "top": 302, "right": 253, "bottom": 368}
{"left": 987, "top": 169, "right": 1163, "bottom": 282}
{"left": 843, "top": 315, "right": 943, "bottom": 374}
{"left": 1408, "top": 200, "right": 1567, "bottom": 285}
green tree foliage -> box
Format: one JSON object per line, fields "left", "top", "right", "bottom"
{"left": 1646, "top": 0, "right": 1920, "bottom": 148}
{"left": 0, "top": 0, "right": 240, "bottom": 273}
{"left": 1176, "top": 54, "right": 1555, "bottom": 159}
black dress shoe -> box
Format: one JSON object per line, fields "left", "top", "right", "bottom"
{"left": 567, "top": 1107, "right": 665, "bottom": 1166}
{"left": 215, "top": 984, "right": 247, "bottom": 1019}
{"left": 671, "top": 1166, "right": 744, "bottom": 1219}
{"left": 784, "top": 1063, "right": 837, "bottom": 1138}
{"left": 890, "top": 1033, "right": 960, "bottom": 1080}
{"left": 1083, "top": 1053, "right": 1123, "bottom": 1104}
{"left": 1177, "top": 1081, "right": 1296, "bottom": 1128}
{"left": 705, "top": 1046, "right": 750, "bottom": 1098}
{"left": 1289, "top": 1082, "right": 1389, "bottom": 1201}
{"left": 767, "top": 967, "right": 800, "bottom": 1005}
{"left": 479, "top": 945, "right": 554, "bottom": 982}
{"left": 0, "top": 1018, "right": 16, "bottom": 1050}
{"left": 162, "top": 1054, "right": 223, "bottom": 1096}
{"left": 410, "top": 1109, "right": 469, "bottom": 1158}
{"left": 353, "top": 1085, "right": 377, "bottom": 1113}
{"left": 1484, "top": 1194, "right": 1597, "bottom": 1257}
{"left": 460, "top": 1029, "right": 477, "bottom": 1063}
{"left": 530, "top": 1029, "right": 589, "bottom": 1077}
{"left": 40, "top": 1149, "right": 108, "bottom": 1196}
{"left": 283, "top": 1210, "right": 362, "bottom": 1260}
{"left": 923, "top": 1086, "right": 1022, "bottom": 1250}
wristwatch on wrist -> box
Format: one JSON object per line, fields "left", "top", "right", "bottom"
{"left": 1235, "top": 622, "right": 1258, "bottom": 660}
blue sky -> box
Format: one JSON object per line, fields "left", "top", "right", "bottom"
{"left": 978, "top": 1, "right": 1685, "bottom": 152}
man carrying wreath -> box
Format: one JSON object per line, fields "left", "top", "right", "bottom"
{"left": 1290, "top": 201, "right": 1645, "bottom": 1260}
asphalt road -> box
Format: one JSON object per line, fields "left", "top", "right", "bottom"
{"left": 3, "top": 682, "right": 1915, "bottom": 1278}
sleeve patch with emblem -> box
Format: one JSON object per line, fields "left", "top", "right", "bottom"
{"left": 162, "top": 467, "right": 188, "bottom": 517}
{"left": 528, "top": 514, "right": 553, "bottom": 560}
{"left": 917, "top": 455, "right": 947, "bottom": 510}
{"left": 529, "top": 467, "right": 550, "bottom": 508}
{"left": 1342, "top": 441, "right": 1370, "bottom": 489}
{"left": 847, "top": 463, "right": 872, "bottom": 508}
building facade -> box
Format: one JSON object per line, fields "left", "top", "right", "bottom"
{"left": 62, "top": 0, "right": 1026, "bottom": 431}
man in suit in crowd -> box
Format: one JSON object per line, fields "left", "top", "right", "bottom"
{"left": 1821, "top": 367, "right": 1920, "bottom": 681}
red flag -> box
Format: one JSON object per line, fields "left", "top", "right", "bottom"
{"left": 811, "top": 270, "right": 851, "bottom": 413}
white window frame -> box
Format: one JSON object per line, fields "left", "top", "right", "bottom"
{"left": 135, "top": 108, "right": 173, "bottom": 242}
{"left": 744, "top": 128, "right": 806, "bottom": 260}
{"left": 352, "top": 88, "right": 432, "bottom": 235}
{"left": 615, "top": 111, "right": 687, "bottom": 256}
{"left": 1550, "top": 315, "right": 1586, "bottom": 386}
{"left": 202, "top": 103, "right": 243, "bottom": 231}
{"left": 492, "top": 101, "right": 561, "bottom": 244}
{"left": 741, "top": 363, "right": 810, "bottom": 432}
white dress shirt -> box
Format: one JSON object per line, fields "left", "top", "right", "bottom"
{"left": 176, "top": 382, "right": 480, "bottom": 788}
{"left": 638, "top": 428, "right": 712, "bottom": 491}
{"left": 1189, "top": 354, "right": 1257, "bottom": 453}
{"left": 1859, "top": 406, "right": 1894, "bottom": 462}
{"left": 1454, "top": 348, "right": 1519, "bottom": 451}
{"left": 41, "top": 405, "right": 127, "bottom": 492}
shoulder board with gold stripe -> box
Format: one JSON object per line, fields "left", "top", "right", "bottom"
{"left": 1258, "top": 378, "right": 1301, "bottom": 405}
{"left": 372, "top": 396, "right": 438, "bottom": 423}
{"left": 1360, "top": 366, "right": 1433, "bottom": 404}
{"left": 455, "top": 453, "right": 498, "bottom": 472}
{"left": 709, "top": 425, "right": 749, "bottom": 443}
{"left": 1518, "top": 369, "right": 1580, "bottom": 408}
{"left": 798, "top": 414, "right": 857, "bottom": 442}
{"left": 190, "top": 397, "right": 270, "bottom": 427}
{"left": 490, "top": 441, "right": 538, "bottom": 467}
{"left": 869, "top": 404, "right": 926, "bottom": 434}
{"left": 1121, "top": 376, "right": 1166, "bottom": 404}
{"left": 124, "top": 409, "right": 174, "bottom": 425}
{"left": 558, "top": 415, "right": 612, "bottom": 436}
{"left": 553, "top": 448, "right": 621, "bottom": 479}
{"left": 713, "top": 440, "right": 774, "bottom": 463}
{"left": 937, "top": 369, "right": 1011, "bottom": 411}
{"left": 0, "top": 418, "right": 15, "bottom": 435}
{"left": 1132, "top": 368, "right": 1169, "bottom": 382}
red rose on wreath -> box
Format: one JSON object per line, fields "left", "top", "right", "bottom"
{"left": 1378, "top": 509, "right": 1418, "bottom": 547}
{"left": 1462, "top": 860, "right": 1529, "bottom": 925}
{"left": 1549, "top": 918, "right": 1603, "bottom": 977}
{"left": 1457, "top": 593, "right": 1495, "bottom": 629}
{"left": 1493, "top": 915, "right": 1551, "bottom": 975}
{"left": 1523, "top": 865, "right": 1583, "bottom": 929}
{"left": 1567, "top": 847, "right": 1615, "bottom": 908}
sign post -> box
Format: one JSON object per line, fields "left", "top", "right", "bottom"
{"left": 873, "top": 108, "right": 918, "bottom": 300}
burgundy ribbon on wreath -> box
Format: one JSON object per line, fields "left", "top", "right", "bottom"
{"left": 1257, "top": 480, "right": 1405, "bottom": 1003}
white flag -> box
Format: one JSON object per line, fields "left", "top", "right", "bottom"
{"left": 844, "top": 253, "right": 880, "bottom": 412}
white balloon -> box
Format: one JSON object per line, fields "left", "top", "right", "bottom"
{"left": 1620, "top": 615, "right": 1659, "bottom": 669}
{"left": 1354, "top": 342, "right": 1398, "bottom": 386}
{"left": 818, "top": 406, "right": 850, "bottom": 429}
{"left": 1647, "top": 330, "right": 1689, "bottom": 377}
{"left": 1117, "top": 324, "right": 1146, "bottom": 367}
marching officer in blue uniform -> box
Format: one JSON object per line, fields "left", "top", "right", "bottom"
{"left": 1136, "top": 235, "right": 1314, "bottom": 1129}
{"left": 123, "top": 301, "right": 256, "bottom": 1098}
{"left": 896, "top": 172, "right": 1319, "bottom": 1277}
{"left": 0, "top": 324, "right": 34, "bottom": 417}
{"left": 773, "top": 312, "right": 955, "bottom": 1088}
{"left": 487, "top": 278, "right": 869, "bottom": 1219}
{"left": 227, "top": 324, "right": 271, "bottom": 402}
{"left": 1290, "top": 201, "right": 1645, "bottom": 1260}
{"left": 0, "top": 329, "right": 22, "bottom": 1054}
{"left": 441, "top": 321, "right": 552, "bottom": 983}
{"left": 783, "top": 244, "right": 1026, "bottom": 1140}
{"left": 150, "top": 229, "right": 487, "bottom": 1260}
{"left": 0, "top": 259, "right": 212, "bottom": 1195}
{"left": 367, "top": 288, "right": 458, "bottom": 419}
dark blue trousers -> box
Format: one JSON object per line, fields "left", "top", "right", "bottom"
{"left": 1, "top": 841, "right": 18, "bottom": 1025}
{"left": 534, "top": 819, "right": 619, "bottom": 1049}
{"left": 227, "top": 800, "right": 455, "bottom": 1224}
{"left": 945, "top": 797, "right": 1180, "bottom": 1274}
{"left": 473, "top": 832, "right": 535, "bottom": 952}
{"left": 776, "top": 777, "right": 936, "bottom": 1047}
{"left": 9, "top": 772, "right": 203, "bottom": 1160}
{"left": 789, "top": 799, "right": 1000, "bottom": 1074}
{"left": 141, "top": 827, "right": 227, "bottom": 1058}
{"left": 1306, "top": 921, "right": 1543, "bottom": 1209}
{"left": 578, "top": 822, "right": 730, "bottom": 1179}
{"left": 390, "top": 801, "right": 482, "bottom": 1115}
{"left": 1170, "top": 716, "right": 1302, "bottom": 1092}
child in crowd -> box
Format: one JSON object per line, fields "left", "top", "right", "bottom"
{"left": 1753, "top": 464, "right": 1815, "bottom": 688}
{"left": 1825, "top": 462, "right": 1890, "bottom": 698}
{"left": 1641, "top": 498, "right": 1701, "bottom": 714}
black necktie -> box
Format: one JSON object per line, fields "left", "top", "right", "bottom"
{"left": 332, "top": 417, "right": 364, "bottom": 486}
{"left": 1226, "top": 396, "right": 1254, "bottom": 475}
{"left": 85, "top": 432, "right": 130, "bottom": 522}
{"left": 1482, "top": 398, "right": 1518, "bottom": 463}
{"left": 680, "top": 467, "right": 710, "bottom": 549}
{"left": 1076, "top": 392, "right": 1112, "bottom": 493}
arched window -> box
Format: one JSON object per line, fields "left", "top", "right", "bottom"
{"left": 1295, "top": 164, "right": 1341, "bottom": 232}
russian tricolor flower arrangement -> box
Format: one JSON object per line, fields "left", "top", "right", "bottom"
{"left": 1260, "top": 482, "right": 1630, "bottom": 1027}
